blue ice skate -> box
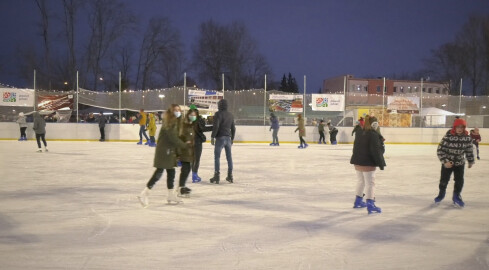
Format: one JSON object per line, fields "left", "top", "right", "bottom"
{"left": 366, "top": 199, "right": 381, "bottom": 214}
{"left": 434, "top": 190, "right": 446, "bottom": 204}
{"left": 353, "top": 196, "right": 367, "bottom": 208}
{"left": 144, "top": 141, "right": 150, "bottom": 145}
{"left": 192, "top": 173, "right": 202, "bottom": 183}
{"left": 136, "top": 140, "right": 143, "bottom": 145}
{"left": 452, "top": 193, "right": 465, "bottom": 207}
{"left": 303, "top": 143, "right": 309, "bottom": 148}
{"left": 331, "top": 141, "right": 337, "bottom": 145}
{"left": 270, "top": 143, "right": 276, "bottom": 146}
{"left": 298, "top": 145, "right": 304, "bottom": 149}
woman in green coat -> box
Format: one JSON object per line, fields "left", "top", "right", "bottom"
{"left": 295, "top": 113, "right": 308, "bottom": 148}
{"left": 176, "top": 109, "right": 198, "bottom": 197}
{"left": 138, "top": 104, "right": 189, "bottom": 206}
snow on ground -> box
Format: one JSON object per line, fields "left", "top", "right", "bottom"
{"left": 0, "top": 141, "right": 488, "bottom": 270}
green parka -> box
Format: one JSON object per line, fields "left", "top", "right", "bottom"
{"left": 177, "top": 122, "right": 195, "bottom": 163}
{"left": 154, "top": 122, "right": 188, "bottom": 169}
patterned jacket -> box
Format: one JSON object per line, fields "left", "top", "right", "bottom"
{"left": 437, "top": 130, "right": 475, "bottom": 166}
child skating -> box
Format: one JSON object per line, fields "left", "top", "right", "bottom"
{"left": 147, "top": 113, "right": 157, "bottom": 147}
{"left": 470, "top": 128, "right": 481, "bottom": 160}
{"left": 176, "top": 109, "right": 198, "bottom": 197}
{"left": 435, "top": 118, "right": 475, "bottom": 207}
{"left": 318, "top": 120, "right": 326, "bottom": 144}
{"left": 295, "top": 114, "right": 307, "bottom": 148}
{"left": 16, "top": 112, "right": 28, "bottom": 141}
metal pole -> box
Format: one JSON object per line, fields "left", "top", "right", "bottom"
{"left": 33, "top": 69, "right": 37, "bottom": 110}
{"left": 119, "top": 71, "right": 121, "bottom": 123}
{"left": 222, "top": 73, "right": 225, "bottom": 99}
{"left": 458, "top": 78, "right": 463, "bottom": 114}
{"left": 420, "top": 77, "right": 423, "bottom": 127}
{"left": 264, "top": 74, "right": 267, "bottom": 126}
{"left": 303, "top": 75, "right": 306, "bottom": 119}
{"left": 76, "top": 70, "right": 79, "bottom": 123}
{"left": 382, "top": 77, "right": 385, "bottom": 126}
{"left": 183, "top": 72, "right": 187, "bottom": 111}
{"left": 343, "top": 75, "right": 346, "bottom": 126}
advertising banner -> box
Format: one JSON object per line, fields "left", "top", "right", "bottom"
{"left": 311, "top": 94, "right": 345, "bottom": 111}
{"left": 269, "top": 94, "right": 303, "bottom": 113}
{"left": 38, "top": 94, "right": 74, "bottom": 111}
{"left": 188, "top": 89, "right": 223, "bottom": 111}
{"left": 0, "top": 88, "right": 35, "bottom": 107}
{"left": 387, "top": 96, "right": 420, "bottom": 114}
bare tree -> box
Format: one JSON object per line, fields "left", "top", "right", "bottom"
{"left": 61, "top": 0, "right": 83, "bottom": 89}
{"left": 33, "top": 0, "right": 52, "bottom": 89}
{"left": 85, "top": 0, "right": 136, "bottom": 91}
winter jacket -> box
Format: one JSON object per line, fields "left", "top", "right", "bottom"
{"left": 318, "top": 123, "right": 325, "bottom": 132}
{"left": 178, "top": 122, "right": 195, "bottom": 162}
{"left": 470, "top": 131, "right": 481, "bottom": 144}
{"left": 138, "top": 112, "right": 147, "bottom": 126}
{"left": 211, "top": 99, "right": 236, "bottom": 140}
{"left": 193, "top": 116, "right": 212, "bottom": 144}
{"left": 352, "top": 125, "right": 362, "bottom": 136}
{"left": 437, "top": 128, "right": 474, "bottom": 167}
{"left": 148, "top": 114, "right": 157, "bottom": 137}
{"left": 98, "top": 115, "right": 106, "bottom": 128}
{"left": 295, "top": 118, "right": 306, "bottom": 137}
{"left": 153, "top": 121, "right": 188, "bottom": 169}
{"left": 350, "top": 129, "right": 386, "bottom": 170}
{"left": 33, "top": 112, "right": 46, "bottom": 134}
{"left": 16, "top": 115, "right": 27, "bottom": 128}
{"left": 270, "top": 113, "right": 279, "bottom": 130}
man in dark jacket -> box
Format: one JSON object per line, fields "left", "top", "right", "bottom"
{"left": 210, "top": 99, "right": 236, "bottom": 184}
{"left": 98, "top": 111, "right": 106, "bottom": 142}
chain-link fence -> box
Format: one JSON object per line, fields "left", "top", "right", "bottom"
{"left": 2, "top": 87, "right": 489, "bottom": 127}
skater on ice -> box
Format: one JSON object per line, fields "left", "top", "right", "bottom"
{"left": 295, "top": 113, "right": 307, "bottom": 148}
{"left": 147, "top": 113, "right": 157, "bottom": 147}
{"left": 470, "top": 127, "right": 481, "bottom": 160}
{"left": 16, "top": 112, "right": 28, "bottom": 141}
{"left": 269, "top": 112, "right": 280, "bottom": 146}
{"left": 33, "top": 112, "right": 48, "bottom": 152}
{"left": 318, "top": 120, "right": 326, "bottom": 144}
{"left": 98, "top": 111, "right": 106, "bottom": 142}
{"left": 327, "top": 122, "right": 338, "bottom": 145}
{"left": 210, "top": 99, "right": 236, "bottom": 184}
{"left": 350, "top": 116, "right": 386, "bottom": 214}
{"left": 435, "top": 118, "right": 475, "bottom": 207}
{"left": 136, "top": 109, "right": 150, "bottom": 145}
{"left": 189, "top": 104, "right": 213, "bottom": 183}
{"left": 138, "top": 104, "right": 190, "bottom": 207}
{"left": 351, "top": 120, "right": 362, "bottom": 137}
{"left": 175, "top": 109, "right": 197, "bottom": 197}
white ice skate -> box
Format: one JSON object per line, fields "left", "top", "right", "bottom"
{"left": 36, "top": 148, "right": 42, "bottom": 153}
{"left": 167, "top": 189, "right": 183, "bottom": 204}
{"left": 44, "top": 147, "right": 48, "bottom": 152}
{"left": 137, "top": 187, "right": 150, "bottom": 208}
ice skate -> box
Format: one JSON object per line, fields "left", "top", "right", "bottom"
{"left": 366, "top": 199, "right": 381, "bottom": 214}
{"left": 452, "top": 193, "right": 465, "bottom": 208}
{"left": 167, "top": 189, "right": 182, "bottom": 204}
{"left": 210, "top": 172, "right": 220, "bottom": 184}
{"left": 477, "top": 156, "right": 480, "bottom": 160}
{"left": 353, "top": 195, "right": 367, "bottom": 208}
{"left": 304, "top": 143, "right": 309, "bottom": 148}
{"left": 44, "top": 147, "right": 48, "bottom": 152}
{"left": 269, "top": 143, "right": 276, "bottom": 146}
{"left": 144, "top": 141, "right": 150, "bottom": 145}
{"left": 18, "top": 137, "right": 23, "bottom": 141}
{"left": 178, "top": 186, "right": 192, "bottom": 198}
{"left": 332, "top": 141, "right": 337, "bottom": 145}
{"left": 136, "top": 140, "right": 142, "bottom": 145}
{"left": 192, "top": 172, "right": 201, "bottom": 183}
{"left": 137, "top": 187, "right": 150, "bottom": 208}
{"left": 36, "top": 148, "right": 42, "bottom": 153}
{"left": 434, "top": 190, "right": 446, "bottom": 204}
{"left": 298, "top": 145, "right": 304, "bottom": 149}
{"left": 226, "top": 173, "right": 233, "bottom": 183}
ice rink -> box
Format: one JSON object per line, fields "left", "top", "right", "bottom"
{"left": 1, "top": 140, "right": 488, "bottom": 270}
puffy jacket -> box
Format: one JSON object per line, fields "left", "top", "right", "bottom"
{"left": 138, "top": 112, "right": 147, "bottom": 126}
{"left": 211, "top": 99, "right": 236, "bottom": 140}
{"left": 148, "top": 114, "right": 157, "bottom": 137}
{"left": 33, "top": 112, "right": 46, "bottom": 134}
{"left": 154, "top": 121, "right": 187, "bottom": 169}
{"left": 350, "top": 129, "right": 386, "bottom": 170}
{"left": 437, "top": 119, "right": 474, "bottom": 166}
{"left": 194, "top": 116, "right": 213, "bottom": 144}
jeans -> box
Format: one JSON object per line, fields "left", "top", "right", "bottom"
{"left": 146, "top": 168, "right": 176, "bottom": 189}
{"left": 36, "top": 133, "right": 47, "bottom": 148}
{"left": 272, "top": 128, "right": 279, "bottom": 144}
{"left": 192, "top": 142, "right": 203, "bottom": 173}
{"left": 214, "top": 136, "right": 233, "bottom": 174}
{"left": 439, "top": 165, "right": 465, "bottom": 194}
{"left": 139, "top": 125, "right": 149, "bottom": 141}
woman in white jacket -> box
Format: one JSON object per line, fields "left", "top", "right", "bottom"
{"left": 16, "top": 112, "right": 28, "bottom": 141}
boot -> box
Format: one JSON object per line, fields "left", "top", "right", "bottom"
{"left": 366, "top": 199, "right": 381, "bottom": 214}
{"left": 434, "top": 190, "right": 446, "bottom": 203}
{"left": 210, "top": 172, "right": 220, "bottom": 184}
{"left": 167, "top": 189, "right": 182, "bottom": 204}
{"left": 137, "top": 187, "right": 150, "bottom": 208}
{"left": 452, "top": 192, "right": 465, "bottom": 207}
{"left": 353, "top": 195, "right": 367, "bottom": 208}
{"left": 192, "top": 172, "right": 201, "bottom": 183}
{"left": 226, "top": 172, "right": 233, "bottom": 183}
{"left": 136, "top": 140, "right": 142, "bottom": 145}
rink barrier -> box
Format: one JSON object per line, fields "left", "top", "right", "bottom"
{"left": 0, "top": 122, "right": 488, "bottom": 145}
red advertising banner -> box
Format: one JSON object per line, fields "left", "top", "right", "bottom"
{"left": 38, "top": 94, "right": 74, "bottom": 111}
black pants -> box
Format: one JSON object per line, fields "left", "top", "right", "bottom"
{"left": 473, "top": 142, "right": 479, "bottom": 158}
{"left": 299, "top": 136, "right": 306, "bottom": 145}
{"left": 180, "top": 162, "right": 191, "bottom": 187}
{"left": 146, "top": 168, "right": 176, "bottom": 189}
{"left": 20, "top": 127, "right": 27, "bottom": 137}
{"left": 318, "top": 131, "right": 325, "bottom": 143}
{"left": 99, "top": 127, "right": 105, "bottom": 140}
{"left": 272, "top": 128, "right": 279, "bottom": 144}
{"left": 330, "top": 132, "right": 337, "bottom": 142}
{"left": 439, "top": 165, "right": 465, "bottom": 194}
{"left": 36, "top": 133, "right": 47, "bottom": 148}
{"left": 192, "top": 142, "right": 203, "bottom": 173}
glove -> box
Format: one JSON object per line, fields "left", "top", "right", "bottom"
{"left": 177, "top": 160, "right": 182, "bottom": 167}
{"left": 211, "top": 137, "right": 215, "bottom": 145}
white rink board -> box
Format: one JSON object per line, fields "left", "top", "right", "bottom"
{"left": 0, "top": 141, "right": 488, "bottom": 269}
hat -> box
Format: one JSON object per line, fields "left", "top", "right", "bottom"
{"left": 371, "top": 121, "right": 379, "bottom": 130}
{"left": 189, "top": 104, "right": 198, "bottom": 110}
{"left": 451, "top": 118, "right": 468, "bottom": 135}
{"left": 19, "top": 112, "right": 24, "bottom": 117}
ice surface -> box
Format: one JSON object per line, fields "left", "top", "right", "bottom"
{"left": 0, "top": 141, "right": 488, "bottom": 270}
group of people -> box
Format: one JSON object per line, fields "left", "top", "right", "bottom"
{"left": 268, "top": 113, "right": 339, "bottom": 148}
{"left": 137, "top": 99, "right": 235, "bottom": 206}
